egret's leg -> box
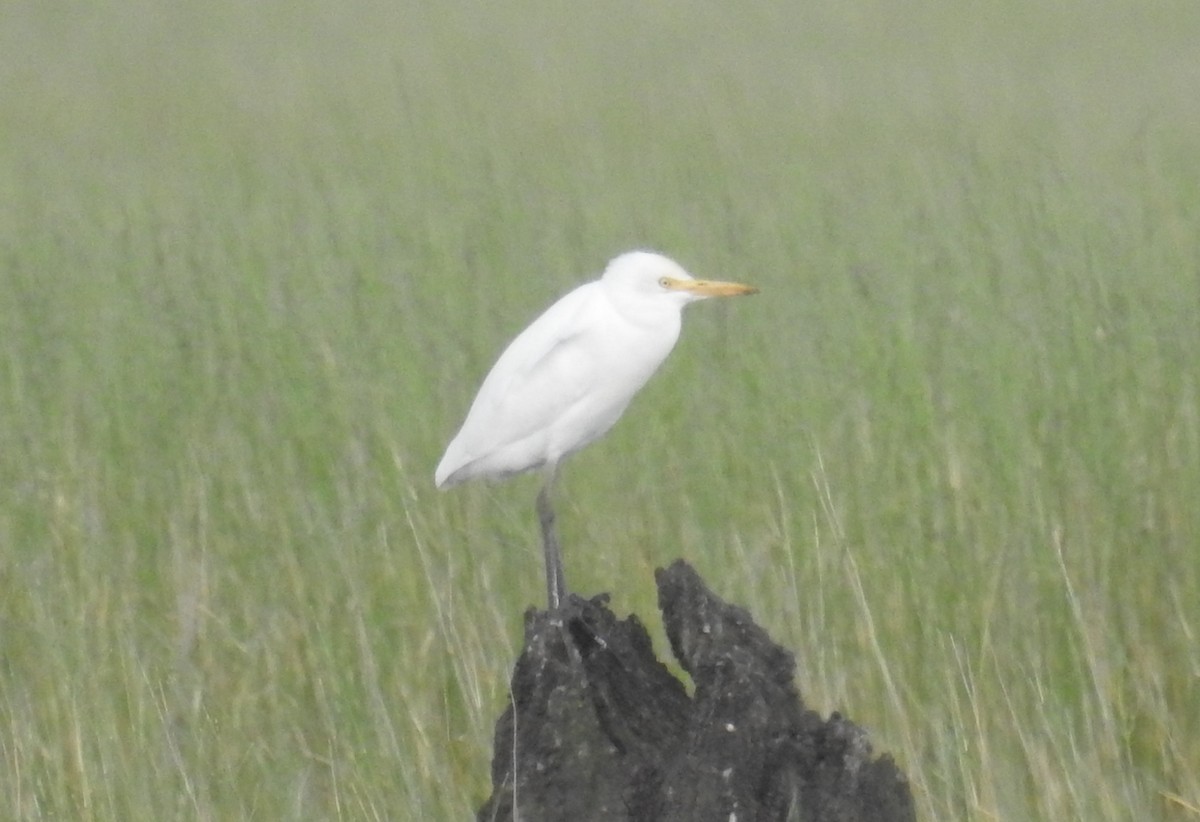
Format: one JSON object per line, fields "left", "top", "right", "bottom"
{"left": 536, "top": 478, "right": 567, "bottom": 610}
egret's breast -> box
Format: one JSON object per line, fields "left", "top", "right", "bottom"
{"left": 541, "top": 307, "right": 679, "bottom": 460}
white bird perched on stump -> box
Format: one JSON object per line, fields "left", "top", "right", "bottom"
{"left": 435, "top": 250, "right": 758, "bottom": 609}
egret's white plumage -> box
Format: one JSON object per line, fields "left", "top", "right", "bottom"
{"left": 435, "top": 250, "right": 757, "bottom": 607}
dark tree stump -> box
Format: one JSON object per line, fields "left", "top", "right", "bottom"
{"left": 478, "top": 559, "right": 916, "bottom": 822}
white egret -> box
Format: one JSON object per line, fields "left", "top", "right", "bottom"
{"left": 435, "top": 250, "right": 758, "bottom": 608}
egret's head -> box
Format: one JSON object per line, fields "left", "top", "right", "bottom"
{"left": 601, "top": 251, "right": 759, "bottom": 306}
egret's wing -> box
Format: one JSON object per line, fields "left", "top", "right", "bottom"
{"left": 472, "top": 284, "right": 598, "bottom": 416}
{"left": 437, "top": 284, "right": 604, "bottom": 483}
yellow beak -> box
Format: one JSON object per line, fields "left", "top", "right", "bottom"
{"left": 663, "top": 277, "right": 759, "bottom": 297}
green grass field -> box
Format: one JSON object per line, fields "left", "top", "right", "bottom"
{"left": 2, "top": 1, "right": 1199, "bottom": 819}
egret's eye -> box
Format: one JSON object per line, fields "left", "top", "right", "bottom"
{"left": 658, "top": 277, "right": 671, "bottom": 288}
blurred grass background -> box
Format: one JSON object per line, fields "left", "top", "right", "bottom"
{"left": 2, "top": 0, "right": 1199, "bottom": 818}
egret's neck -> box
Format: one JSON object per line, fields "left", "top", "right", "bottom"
{"left": 600, "top": 282, "right": 686, "bottom": 333}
